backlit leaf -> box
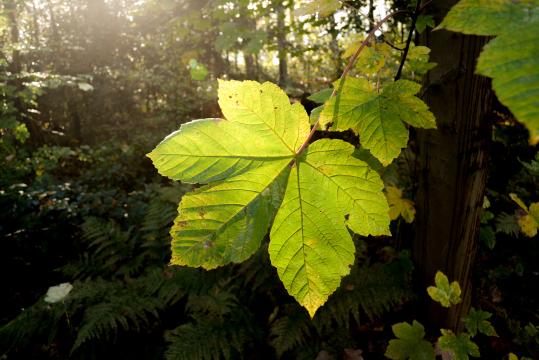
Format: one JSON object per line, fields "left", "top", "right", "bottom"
{"left": 427, "top": 271, "right": 461, "bottom": 307}
{"left": 386, "top": 186, "right": 415, "bottom": 223}
{"left": 439, "top": 0, "right": 539, "bottom": 141}
{"left": 149, "top": 80, "right": 391, "bottom": 316}
{"left": 509, "top": 193, "right": 539, "bottom": 237}
{"left": 319, "top": 77, "right": 436, "bottom": 166}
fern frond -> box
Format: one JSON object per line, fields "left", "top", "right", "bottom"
{"left": 495, "top": 212, "right": 520, "bottom": 237}
{"left": 269, "top": 307, "right": 312, "bottom": 357}
{"left": 71, "top": 287, "right": 162, "bottom": 353}
{"left": 164, "top": 317, "right": 252, "bottom": 360}
{"left": 313, "top": 254, "right": 413, "bottom": 332}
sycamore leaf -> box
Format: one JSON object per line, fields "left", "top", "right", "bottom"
{"left": 319, "top": 77, "right": 436, "bottom": 166}
{"left": 438, "top": 330, "right": 480, "bottom": 360}
{"left": 509, "top": 193, "right": 539, "bottom": 237}
{"left": 427, "top": 271, "right": 461, "bottom": 307}
{"left": 342, "top": 43, "right": 392, "bottom": 75}
{"left": 385, "top": 320, "right": 435, "bottom": 360}
{"left": 463, "top": 308, "right": 498, "bottom": 337}
{"left": 386, "top": 186, "right": 415, "bottom": 223}
{"left": 295, "top": 0, "right": 341, "bottom": 17}
{"left": 439, "top": 0, "right": 539, "bottom": 141}
{"left": 270, "top": 139, "right": 390, "bottom": 317}
{"left": 148, "top": 80, "right": 391, "bottom": 316}
{"left": 405, "top": 46, "right": 437, "bottom": 76}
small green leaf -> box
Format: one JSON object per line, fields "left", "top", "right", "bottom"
{"left": 385, "top": 320, "right": 435, "bottom": 360}
{"left": 308, "top": 88, "right": 333, "bottom": 104}
{"left": 510, "top": 193, "right": 539, "bottom": 237}
{"left": 438, "top": 330, "right": 480, "bottom": 360}
{"left": 189, "top": 59, "right": 209, "bottom": 81}
{"left": 386, "top": 186, "right": 415, "bottom": 223}
{"left": 463, "top": 308, "right": 498, "bottom": 337}
{"left": 480, "top": 226, "right": 496, "bottom": 250}
{"left": 320, "top": 77, "right": 435, "bottom": 166}
{"left": 415, "top": 15, "right": 434, "bottom": 34}
{"left": 427, "top": 271, "right": 461, "bottom": 307}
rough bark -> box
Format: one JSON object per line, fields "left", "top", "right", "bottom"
{"left": 413, "top": 1, "right": 493, "bottom": 331}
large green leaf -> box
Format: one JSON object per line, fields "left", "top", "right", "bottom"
{"left": 439, "top": 0, "right": 539, "bottom": 140}
{"left": 319, "top": 77, "right": 435, "bottom": 166}
{"left": 148, "top": 80, "right": 391, "bottom": 316}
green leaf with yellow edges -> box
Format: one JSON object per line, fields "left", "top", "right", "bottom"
{"left": 427, "top": 271, "right": 462, "bottom": 307}
{"left": 319, "top": 77, "right": 436, "bottom": 166}
{"left": 386, "top": 186, "right": 416, "bottom": 223}
{"left": 509, "top": 193, "right": 539, "bottom": 237}
{"left": 148, "top": 80, "right": 391, "bottom": 316}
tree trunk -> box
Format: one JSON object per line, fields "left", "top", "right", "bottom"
{"left": 413, "top": 1, "right": 493, "bottom": 331}
{"left": 276, "top": 1, "right": 288, "bottom": 87}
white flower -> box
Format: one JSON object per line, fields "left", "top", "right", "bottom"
{"left": 44, "top": 282, "right": 73, "bottom": 303}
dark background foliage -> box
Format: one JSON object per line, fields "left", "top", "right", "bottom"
{"left": 0, "top": 0, "right": 537, "bottom": 359}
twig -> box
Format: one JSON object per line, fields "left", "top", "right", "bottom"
{"left": 384, "top": 39, "right": 405, "bottom": 51}
{"left": 394, "top": 1, "right": 422, "bottom": 81}
{"left": 296, "top": 9, "right": 407, "bottom": 156}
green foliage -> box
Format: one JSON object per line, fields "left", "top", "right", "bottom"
{"left": 385, "top": 320, "right": 435, "bottom": 360}
{"left": 189, "top": 59, "right": 209, "bottom": 81}
{"left": 269, "top": 308, "right": 313, "bottom": 357}
{"left": 427, "top": 271, "right": 462, "bottom": 308}
{"left": 510, "top": 193, "right": 539, "bottom": 237}
{"left": 463, "top": 308, "right": 498, "bottom": 337}
{"left": 308, "top": 88, "right": 333, "bottom": 104}
{"left": 439, "top": 0, "right": 539, "bottom": 140}
{"left": 149, "top": 79, "right": 391, "bottom": 316}
{"left": 386, "top": 185, "right": 415, "bottom": 223}
{"left": 295, "top": 0, "right": 342, "bottom": 17}
{"left": 438, "top": 329, "right": 480, "bottom": 360}
{"left": 319, "top": 77, "right": 436, "bottom": 165}
{"left": 70, "top": 280, "right": 163, "bottom": 353}
{"left": 415, "top": 15, "right": 434, "bottom": 34}
{"left": 495, "top": 212, "right": 520, "bottom": 237}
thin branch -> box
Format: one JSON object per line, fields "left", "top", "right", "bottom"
{"left": 295, "top": 9, "right": 407, "bottom": 156}
{"left": 394, "top": 1, "right": 422, "bottom": 81}
{"left": 384, "top": 39, "right": 405, "bottom": 51}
